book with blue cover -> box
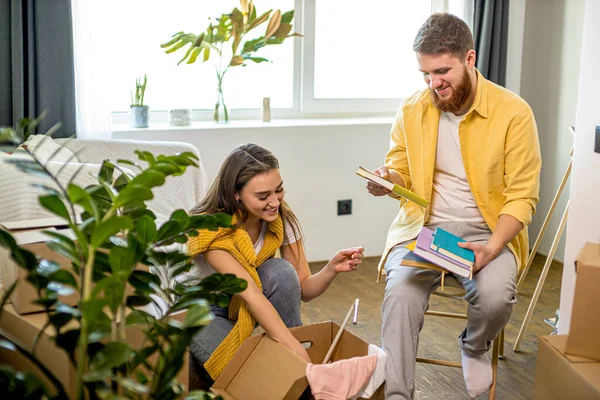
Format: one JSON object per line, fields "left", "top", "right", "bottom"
{"left": 414, "top": 227, "right": 471, "bottom": 278}
{"left": 430, "top": 228, "right": 475, "bottom": 268}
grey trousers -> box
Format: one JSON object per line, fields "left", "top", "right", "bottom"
{"left": 381, "top": 222, "right": 517, "bottom": 400}
{"left": 190, "top": 257, "right": 303, "bottom": 364}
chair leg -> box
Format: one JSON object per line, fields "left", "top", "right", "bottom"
{"left": 490, "top": 335, "right": 500, "bottom": 400}
{"left": 499, "top": 328, "right": 505, "bottom": 360}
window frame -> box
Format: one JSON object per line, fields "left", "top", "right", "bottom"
{"left": 111, "top": 0, "right": 445, "bottom": 124}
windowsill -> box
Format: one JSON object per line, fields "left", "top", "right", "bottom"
{"left": 111, "top": 116, "right": 395, "bottom": 133}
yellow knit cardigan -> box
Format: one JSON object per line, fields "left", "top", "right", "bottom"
{"left": 186, "top": 214, "right": 284, "bottom": 379}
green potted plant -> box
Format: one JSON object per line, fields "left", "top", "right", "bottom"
{"left": 0, "top": 117, "right": 246, "bottom": 399}
{"left": 161, "top": 0, "right": 301, "bottom": 123}
{"left": 130, "top": 74, "right": 149, "bottom": 128}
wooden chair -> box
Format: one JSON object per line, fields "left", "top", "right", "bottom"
{"left": 416, "top": 275, "right": 504, "bottom": 400}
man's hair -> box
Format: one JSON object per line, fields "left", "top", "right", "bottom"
{"left": 413, "top": 13, "right": 474, "bottom": 59}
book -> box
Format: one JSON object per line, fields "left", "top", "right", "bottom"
{"left": 400, "top": 251, "right": 444, "bottom": 272}
{"left": 355, "top": 166, "right": 429, "bottom": 208}
{"left": 414, "top": 228, "right": 472, "bottom": 278}
{"left": 430, "top": 228, "right": 475, "bottom": 267}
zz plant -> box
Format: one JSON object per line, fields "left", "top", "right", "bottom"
{"left": 0, "top": 118, "right": 246, "bottom": 399}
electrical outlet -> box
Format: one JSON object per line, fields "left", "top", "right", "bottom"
{"left": 337, "top": 199, "right": 352, "bottom": 216}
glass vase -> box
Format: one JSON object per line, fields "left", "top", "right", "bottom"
{"left": 213, "top": 78, "right": 229, "bottom": 123}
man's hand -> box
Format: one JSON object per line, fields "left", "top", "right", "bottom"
{"left": 458, "top": 242, "right": 501, "bottom": 274}
{"left": 458, "top": 214, "right": 523, "bottom": 273}
{"left": 366, "top": 166, "right": 393, "bottom": 196}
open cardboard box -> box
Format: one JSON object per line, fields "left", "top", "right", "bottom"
{"left": 0, "top": 217, "right": 79, "bottom": 314}
{"left": 535, "top": 335, "right": 600, "bottom": 399}
{"left": 566, "top": 242, "right": 600, "bottom": 361}
{"left": 211, "top": 321, "right": 384, "bottom": 400}
{"left": 0, "top": 303, "right": 189, "bottom": 398}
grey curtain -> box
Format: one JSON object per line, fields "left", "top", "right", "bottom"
{"left": 473, "top": 0, "right": 509, "bottom": 86}
{"left": 0, "top": 0, "right": 76, "bottom": 137}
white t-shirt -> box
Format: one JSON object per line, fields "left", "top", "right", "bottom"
{"left": 182, "top": 220, "right": 300, "bottom": 283}
{"left": 428, "top": 112, "right": 486, "bottom": 224}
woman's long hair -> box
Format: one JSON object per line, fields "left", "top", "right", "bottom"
{"left": 190, "top": 143, "right": 302, "bottom": 244}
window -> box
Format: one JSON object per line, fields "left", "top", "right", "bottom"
{"left": 85, "top": 0, "right": 447, "bottom": 122}
{"left": 100, "top": 0, "right": 294, "bottom": 113}
{"left": 313, "top": 1, "right": 432, "bottom": 100}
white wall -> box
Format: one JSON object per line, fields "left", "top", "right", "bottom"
{"left": 558, "top": 0, "right": 600, "bottom": 334}
{"left": 113, "top": 119, "right": 400, "bottom": 263}
{"left": 519, "top": 0, "right": 585, "bottom": 262}
{"left": 505, "top": 0, "right": 527, "bottom": 95}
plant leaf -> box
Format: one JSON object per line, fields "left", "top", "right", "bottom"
{"left": 281, "top": 10, "right": 294, "bottom": 24}
{"left": 245, "top": 9, "right": 272, "bottom": 33}
{"left": 264, "top": 9, "right": 282, "bottom": 39}
{"left": 90, "top": 342, "right": 133, "bottom": 370}
{"left": 114, "top": 185, "right": 153, "bottom": 208}
{"left": 126, "top": 294, "right": 152, "bottom": 307}
{"left": 114, "top": 376, "right": 149, "bottom": 394}
{"left": 131, "top": 170, "right": 166, "bottom": 189}
{"left": 39, "top": 195, "right": 70, "bottom": 220}
{"left": 67, "top": 184, "right": 99, "bottom": 222}
{"left": 0, "top": 339, "right": 16, "bottom": 351}
{"left": 90, "top": 216, "right": 133, "bottom": 248}
{"left": 245, "top": 56, "right": 269, "bottom": 64}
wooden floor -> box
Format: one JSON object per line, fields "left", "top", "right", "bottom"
{"left": 302, "top": 254, "right": 563, "bottom": 400}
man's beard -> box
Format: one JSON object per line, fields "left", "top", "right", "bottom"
{"left": 429, "top": 67, "right": 472, "bottom": 114}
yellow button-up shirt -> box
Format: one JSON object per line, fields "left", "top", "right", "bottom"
{"left": 378, "top": 70, "right": 541, "bottom": 280}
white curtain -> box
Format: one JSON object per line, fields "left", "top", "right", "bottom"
{"left": 432, "top": 0, "right": 474, "bottom": 30}
{"left": 70, "top": 0, "right": 112, "bottom": 139}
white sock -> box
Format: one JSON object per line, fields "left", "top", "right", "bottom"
{"left": 461, "top": 350, "right": 492, "bottom": 398}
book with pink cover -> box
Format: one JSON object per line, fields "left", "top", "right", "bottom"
{"left": 414, "top": 227, "right": 472, "bottom": 279}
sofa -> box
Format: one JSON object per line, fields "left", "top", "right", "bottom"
{"left": 0, "top": 135, "right": 209, "bottom": 287}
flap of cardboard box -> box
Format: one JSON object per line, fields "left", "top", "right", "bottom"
{"left": 536, "top": 335, "right": 600, "bottom": 399}
{"left": 212, "top": 334, "right": 307, "bottom": 400}
{"left": 544, "top": 335, "right": 597, "bottom": 363}
{"left": 575, "top": 242, "right": 600, "bottom": 272}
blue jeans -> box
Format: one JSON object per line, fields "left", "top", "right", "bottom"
{"left": 190, "top": 257, "right": 303, "bottom": 364}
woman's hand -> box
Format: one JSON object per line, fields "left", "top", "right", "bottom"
{"left": 283, "top": 337, "right": 312, "bottom": 363}
{"left": 327, "top": 247, "right": 365, "bottom": 273}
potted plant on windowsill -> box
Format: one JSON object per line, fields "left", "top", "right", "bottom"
{"left": 161, "top": 0, "right": 301, "bottom": 123}
{"left": 130, "top": 74, "right": 149, "bottom": 128}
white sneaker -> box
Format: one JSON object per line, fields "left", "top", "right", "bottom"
{"left": 461, "top": 350, "right": 492, "bottom": 398}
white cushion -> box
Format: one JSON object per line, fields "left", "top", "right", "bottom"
{"left": 0, "top": 158, "right": 107, "bottom": 223}
{"left": 13, "top": 135, "right": 78, "bottom": 164}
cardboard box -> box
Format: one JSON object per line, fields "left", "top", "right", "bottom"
{"left": 0, "top": 303, "right": 77, "bottom": 396}
{"left": 566, "top": 242, "right": 600, "bottom": 361}
{"left": 0, "top": 303, "right": 189, "bottom": 398}
{"left": 535, "top": 335, "right": 600, "bottom": 399}
{"left": 211, "top": 322, "right": 384, "bottom": 400}
{"left": 0, "top": 218, "right": 79, "bottom": 314}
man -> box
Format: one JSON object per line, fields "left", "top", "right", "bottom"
{"left": 367, "top": 13, "right": 541, "bottom": 399}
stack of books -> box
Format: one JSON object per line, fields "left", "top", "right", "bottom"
{"left": 408, "top": 227, "right": 474, "bottom": 279}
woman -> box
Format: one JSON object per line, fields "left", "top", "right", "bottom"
{"left": 187, "top": 143, "right": 363, "bottom": 381}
